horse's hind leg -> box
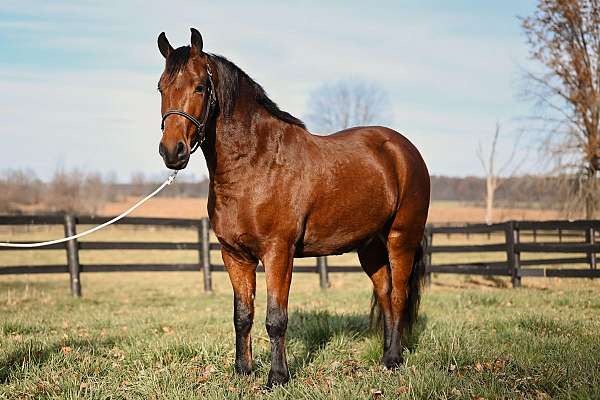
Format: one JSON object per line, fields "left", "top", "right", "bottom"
{"left": 357, "top": 236, "right": 393, "bottom": 359}
{"left": 385, "top": 226, "right": 425, "bottom": 368}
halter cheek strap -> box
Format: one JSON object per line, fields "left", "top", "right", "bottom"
{"left": 160, "top": 63, "right": 217, "bottom": 154}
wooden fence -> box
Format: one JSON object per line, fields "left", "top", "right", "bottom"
{"left": 0, "top": 215, "right": 598, "bottom": 296}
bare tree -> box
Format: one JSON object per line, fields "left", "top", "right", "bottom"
{"left": 130, "top": 172, "right": 147, "bottom": 196}
{"left": 477, "top": 123, "right": 522, "bottom": 224}
{"left": 521, "top": 0, "right": 600, "bottom": 218}
{"left": 82, "top": 173, "right": 108, "bottom": 215}
{"left": 45, "top": 169, "right": 112, "bottom": 215}
{"left": 46, "top": 169, "right": 84, "bottom": 214}
{"left": 305, "top": 79, "right": 390, "bottom": 132}
{"left": 0, "top": 169, "right": 42, "bottom": 214}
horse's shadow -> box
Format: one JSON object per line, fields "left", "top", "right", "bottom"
{"left": 282, "top": 309, "right": 428, "bottom": 375}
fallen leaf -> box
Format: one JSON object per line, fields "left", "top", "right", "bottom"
{"left": 371, "top": 388, "right": 383, "bottom": 399}
{"left": 535, "top": 390, "right": 551, "bottom": 400}
{"left": 197, "top": 365, "right": 216, "bottom": 383}
{"left": 493, "top": 357, "right": 507, "bottom": 371}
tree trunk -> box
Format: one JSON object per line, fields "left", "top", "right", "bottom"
{"left": 585, "top": 194, "right": 594, "bottom": 219}
{"left": 584, "top": 167, "right": 598, "bottom": 219}
{"left": 485, "top": 176, "right": 495, "bottom": 225}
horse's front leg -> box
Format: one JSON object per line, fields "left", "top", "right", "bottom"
{"left": 263, "top": 242, "right": 294, "bottom": 388}
{"left": 222, "top": 250, "right": 258, "bottom": 375}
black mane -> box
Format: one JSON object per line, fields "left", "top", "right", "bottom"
{"left": 164, "top": 47, "right": 305, "bottom": 128}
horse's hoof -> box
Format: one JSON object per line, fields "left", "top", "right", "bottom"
{"left": 382, "top": 354, "right": 403, "bottom": 369}
{"left": 266, "top": 369, "right": 290, "bottom": 388}
{"left": 234, "top": 363, "right": 252, "bottom": 375}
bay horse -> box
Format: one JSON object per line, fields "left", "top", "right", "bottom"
{"left": 157, "top": 28, "right": 430, "bottom": 387}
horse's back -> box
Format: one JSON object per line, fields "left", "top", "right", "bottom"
{"left": 311, "top": 126, "right": 429, "bottom": 200}
{"left": 314, "top": 126, "right": 427, "bottom": 172}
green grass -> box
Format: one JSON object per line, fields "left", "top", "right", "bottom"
{"left": 1, "top": 272, "right": 600, "bottom": 399}
{"left": 1, "top": 225, "right": 599, "bottom": 398}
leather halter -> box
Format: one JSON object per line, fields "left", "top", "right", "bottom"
{"left": 160, "top": 63, "right": 217, "bottom": 154}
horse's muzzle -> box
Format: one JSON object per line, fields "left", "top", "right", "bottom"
{"left": 159, "top": 140, "right": 189, "bottom": 170}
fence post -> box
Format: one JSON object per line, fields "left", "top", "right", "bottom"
{"left": 199, "top": 218, "right": 212, "bottom": 292}
{"left": 317, "top": 256, "right": 330, "bottom": 289}
{"left": 586, "top": 227, "right": 596, "bottom": 278}
{"left": 423, "top": 226, "right": 433, "bottom": 287}
{"left": 63, "top": 214, "right": 81, "bottom": 297}
{"left": 558, "top": 228, "right": 563, "bottom": 243}
{"left": 505, "top": 221, "right": 521, "bottom": 288}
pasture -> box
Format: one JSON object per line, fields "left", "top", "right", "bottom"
{"left": 1, "top": 224, "right": 600, "bottom": 399}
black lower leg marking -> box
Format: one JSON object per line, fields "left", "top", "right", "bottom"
{"left": 233, "top": 295, "right": 254, "bottom": 374}
{"left": 265, "top": 303, "right": 289, "bottom": 387}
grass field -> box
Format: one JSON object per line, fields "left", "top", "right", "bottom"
{"left": 1, "top": 271, "right": 600, "bottom": 399}
{"left": 1, "top": 224, "right": 599, "bottom": 399}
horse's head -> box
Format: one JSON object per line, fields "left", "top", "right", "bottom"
{"left": 157, "top": 28, "right": 214, "bottom": 170}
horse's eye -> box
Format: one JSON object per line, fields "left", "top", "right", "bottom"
{"left": 195, "top": 84, "right": 205, "bottom": 93}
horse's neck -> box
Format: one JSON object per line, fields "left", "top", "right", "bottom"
{"left": 206, "top": 104, "right": 298, "bottom": 184}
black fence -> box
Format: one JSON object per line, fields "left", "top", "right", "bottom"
{"left": 425, "top": 220, "right": 598, "bottom": 287}
{"left": 0, "top": 215, "right": 598, "bottom": 297}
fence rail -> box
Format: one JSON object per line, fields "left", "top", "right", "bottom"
{"left": 0, "top": 215, "right": 598, "bottom": 296}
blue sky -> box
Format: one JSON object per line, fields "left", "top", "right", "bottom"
{"left": 0, "top": 1, "right": 538, "bottom": 181}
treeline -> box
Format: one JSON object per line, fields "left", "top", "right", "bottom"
{"left": 0, "top": 169, "right": 209, "bottom": 215}
{"left": 431, "top": 175, "right": 558, "bottom": 207}
{"left": 1, "top": 169, "right": 561, "bottom": 215}
{"left": 0, "top": 170, "right": 116, "bottom": 215}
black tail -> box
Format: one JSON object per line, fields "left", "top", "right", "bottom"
{"left": 404, "top": 242, "right": 426, "bottom": 333}
{"left": 370, "top": 238, "right": 427, "bottom": 335}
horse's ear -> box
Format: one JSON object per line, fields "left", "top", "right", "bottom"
{"left": 190, "top": 28, "right": 204, "bottom": 58}
{"left": 158, "top": 32, "right": 173, "bottom": 59}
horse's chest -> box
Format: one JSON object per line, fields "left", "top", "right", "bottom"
{"left": 209, "top": 195, "right": 264, "bottom": 257}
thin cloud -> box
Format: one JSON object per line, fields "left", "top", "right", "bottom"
{"left": 0, "top": 1, "right": 536, "bottom": 179}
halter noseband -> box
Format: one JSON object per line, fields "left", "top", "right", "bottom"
{"left": 160, "top": 63, "right": 217, "bottom": 154}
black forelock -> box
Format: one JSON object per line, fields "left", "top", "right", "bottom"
{"left": 163, "top": 47, "right": 305, "bottom": 128}
{"left": 165, "top": 46, "right": 191, "bottom": 78}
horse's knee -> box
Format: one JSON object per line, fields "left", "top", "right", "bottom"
{"left": 265, "top": 305, "right": 287, "bottom": 338}
{"left": 235, "top": 311, "right": 253, "bottom": 333}
{"left": 234, "top": 297, "right": 254, "bottom": 333}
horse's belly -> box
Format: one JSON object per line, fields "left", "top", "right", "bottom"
{"left": 299, "top": 196, "right": 392, "bottom": 256}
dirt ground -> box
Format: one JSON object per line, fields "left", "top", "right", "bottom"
{"left": 100, "top": 197, "right": 562, "bottom": 223}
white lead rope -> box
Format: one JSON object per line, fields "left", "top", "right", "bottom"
{"left": 0, "top": 171, "right": 178, "bottom": 248}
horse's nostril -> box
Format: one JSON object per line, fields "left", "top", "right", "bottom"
{"left": 176, "top": 140, "right": 187, "bottom": 160}
{"left": 159, "top": 142, "right": 166, "bottom": 157}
